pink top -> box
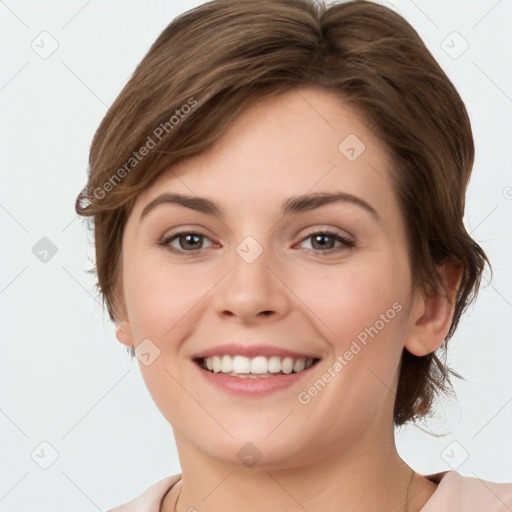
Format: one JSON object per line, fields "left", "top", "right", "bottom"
{"left": 109, "top": 470, "right": 512, "bottom": 511}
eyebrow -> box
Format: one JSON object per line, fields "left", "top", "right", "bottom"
{"left": 140, "top": 191, "right": 379, "bottom": 222}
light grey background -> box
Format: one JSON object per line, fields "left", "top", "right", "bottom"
{"left": 1, "top": 1, "right": 511, "bottom": 510}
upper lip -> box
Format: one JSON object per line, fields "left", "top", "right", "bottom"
{"left": 192, "top": 343, "right": 319, "bottom": 360}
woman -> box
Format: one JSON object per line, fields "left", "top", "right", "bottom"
{"left": 75, "top": 0, "right": 512, "bottom": 510}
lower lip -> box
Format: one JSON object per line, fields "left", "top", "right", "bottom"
{"left": 195, "top": 362, "right": 317, "bottom": 396}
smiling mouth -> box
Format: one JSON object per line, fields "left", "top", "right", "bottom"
{"left": 195, "top": 355, "right": 320, "bottom": 378}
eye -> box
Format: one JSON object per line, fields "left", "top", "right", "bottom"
{"left": 296, "top": 230, "right": 355, "bottom": 255}
{"left": 159, "top": 231, "right": 215, "bottom": 254}
{"left": 158, "top": 229, "right": 355, "bottom": 256}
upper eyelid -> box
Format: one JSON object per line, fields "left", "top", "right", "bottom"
{"left": 160, "top": 227, "right": 354, "bottom": 248}
{"left": 161, "top": 225, "right": 351, "bottom": 239}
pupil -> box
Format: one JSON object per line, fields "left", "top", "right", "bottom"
{"left": 312, "top": 234, "right": 333, "bottom": 250}
{"left": 181, "top": 234, "right": 201, "bottom": 249}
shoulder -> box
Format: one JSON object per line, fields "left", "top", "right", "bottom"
{"left": 422, "top": 470, "right": 512, "bottom": 511}
{"left": 108, "top": 474, "right": 182, "bottom": 512}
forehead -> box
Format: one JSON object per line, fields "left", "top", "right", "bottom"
{"left": 131, "top": 86, "right": 395, "bottom": 222}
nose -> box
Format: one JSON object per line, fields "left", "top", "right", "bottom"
{"left": 212, "top": 239, "right": 291, "bottom": 325}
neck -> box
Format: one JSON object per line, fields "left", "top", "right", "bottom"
{"left": 165, "top": 431, "right": 436, "bottom": 512}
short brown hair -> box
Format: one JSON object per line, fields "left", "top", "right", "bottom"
{"left": 75, "top": 0, "right": 490, "bottom": 427}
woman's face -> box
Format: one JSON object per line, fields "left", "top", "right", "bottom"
{"left": 116, "top": 86, "right": 426, "bottom": 468}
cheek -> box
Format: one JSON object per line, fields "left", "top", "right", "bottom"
{"left": 123, "top": 254, "right": 217, "bottom": 341}
{"left": 297, "top": 259, "right": 408, "bottom": 345}
{"left": 123, "top": 231, "right": 411, "bottom": 354}
{"left": 292, "top": 261, "right": 410, "bottom": 417}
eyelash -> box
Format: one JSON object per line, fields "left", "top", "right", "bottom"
{"left": 158, "top": 229, "right": 355, "bottom": 256}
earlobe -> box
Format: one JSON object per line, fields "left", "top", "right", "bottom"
{"left": 404, "top": 258, "right": 463, "bottom": 357}
{"left": 112, "top": 280, "right": 133, "bottom": 347}
{"left": 115, "top": 320, "right": 134, "bottom": 347}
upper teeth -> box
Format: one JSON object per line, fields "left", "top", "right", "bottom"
{"left": 203, "top": 355, "right": 314, "bottom": 375}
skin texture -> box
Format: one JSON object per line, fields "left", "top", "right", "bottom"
{"left": 115, "top": 86, "right": 461, "bottom": 512}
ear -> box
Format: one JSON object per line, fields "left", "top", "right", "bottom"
{"left": 115, "top": 319, "right": 134, "bottom": 347}
{"left": 112, "top": 283, "right": 134, "bottom": 347}
{"left": 404, "top": 258, "right": 463, "bottom": 357}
